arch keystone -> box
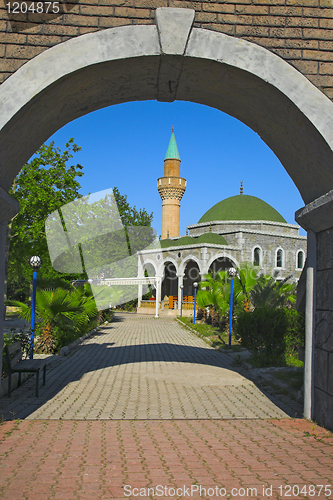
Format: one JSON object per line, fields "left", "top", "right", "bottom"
{"left": 155, "top": 7, "right": 195, "bottom": 56}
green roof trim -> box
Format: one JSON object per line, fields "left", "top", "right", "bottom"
{"left": 198, "top": 195, "right": 286, "bottom": 224}
{"left": 160, "top": 233, "right": 228, "bottom": 248}
{"left": 164, "top": 130, "right": 181, "bottom": 160}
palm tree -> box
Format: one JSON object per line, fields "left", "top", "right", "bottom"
{"left": 249, "top": 272, "right": 296, "bottom": 309}
{"left": 6, "top": 284, "right": 99, "bottom": 353}
{"left": 197, "top": 270, "right": 231, "bottom": 318}
{"left": 233, "top": 263, "right": 261, "bottom": 311}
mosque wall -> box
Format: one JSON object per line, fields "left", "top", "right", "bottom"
{"left": 238, "top": 232, "right": 306, "bottom": 279}
{"left": 188, "top": 221, "right": 301, "bottom": 237}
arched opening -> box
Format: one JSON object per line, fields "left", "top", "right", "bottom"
{"left": 1, "top": 11, "right": 333, "bottom": 427}
{"left": 297, "top": 250, "right": 304, "bottom": 270}
{"left": 143, "top": 262, "right": 156, "bottom": 298}
{"left": 208, "top": 256, "right": 235, "bottom": 278}
{"left": 183, "top": 260, "right": 201, "bottom": 297}
{"left": 1, "top": 18, "right": 333, "bottom": 200}
{"left": 162, "top": 261, "right": 178, "bottom": 306}
{"left": 276, "top": 248, "right": 284, "bottom": 269}
{"left": 253, "top": 247, "right": 261, "bottom": 267}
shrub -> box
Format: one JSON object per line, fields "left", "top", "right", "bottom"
{"left": 234, "top": 307, "right": 305, "bottom": 367}
{"left": 234, "top": 307, "right": 288, "bottom": 366}
{"left": 284, "top": 308, "right": 305, "bottom": 355}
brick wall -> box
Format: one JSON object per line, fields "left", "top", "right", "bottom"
{"left": 0, "top": 0, "right": 333, "bottom": 100}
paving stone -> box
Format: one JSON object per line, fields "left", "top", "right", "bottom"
{"left": 0, "top": 314, "right": 293, "bottom": 420}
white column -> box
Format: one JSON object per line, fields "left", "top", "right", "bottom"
{"left": 137, "top": 283, "right": 143, "bottom": 308}
{"left": 155, "top": 277, "right": 161, "bottom": 318}
{"left": 177, "top": 274, "right": 184, "bottom": 309}
{"left": 304, "top": 229, "right": 316, "bottom": 421}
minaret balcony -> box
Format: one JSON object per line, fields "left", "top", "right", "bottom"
{"left": 157, "top": 177, "right": 187, "bottom": 190}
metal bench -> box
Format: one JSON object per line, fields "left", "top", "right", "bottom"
{"left": 5, "top": 341, "right": 46, "bottom": 397}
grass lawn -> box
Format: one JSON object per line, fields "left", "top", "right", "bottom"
{"left": 177, "top": 316, "right": 242, "bottom": 351}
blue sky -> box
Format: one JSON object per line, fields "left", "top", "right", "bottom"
{"left": 47, "top": 100, "right": 306, "bottom": 237}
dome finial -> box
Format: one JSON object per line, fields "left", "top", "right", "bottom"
{"left": 240, "top": 181, "right": 243, "bottom": 195}
{"left": 172, "top": 125, "right": 174, "bottom": 133}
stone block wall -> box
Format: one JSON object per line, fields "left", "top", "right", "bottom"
{"left": 217, "top": 230, "right": 306, "bottom": 278}
{"left": 314, "top": 228, "right": 333, "bottom": 430}
{"left": 0, "top": 0, "right": 333, "bottom": 100}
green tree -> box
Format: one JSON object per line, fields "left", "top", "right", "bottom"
{"left": 6, "top": 139, "right": 84, "bottom": 303}
{"left": 113, "top": 187, "right": 153, "bottom": 228}
{"left": 249, "top": 273, "right": 296, "bottom": 309}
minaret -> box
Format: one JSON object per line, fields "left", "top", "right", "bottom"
{"left": 158, "top": 128, "right": 186, "bottom": 239}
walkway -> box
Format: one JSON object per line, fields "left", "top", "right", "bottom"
{"left": 0, "top": 314, "right": 332, "bottom": 500}
{"left": 1, "top": 314, "right": 292, "bottom": 420}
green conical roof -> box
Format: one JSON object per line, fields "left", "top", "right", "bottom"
{"left": 165, "top": 128, "right": 180, "bottom": 160}
{"left": 198, "top": 195, "right": 286, "bottom": 224}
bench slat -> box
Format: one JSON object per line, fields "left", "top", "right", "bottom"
{"left": 14, "top": 359, "right": 46, "bottom": 372}
{"left": 6, "top": 341, "right": 21, "bottom": 356}
{"left": 11, "top": 350, "right": 23, "bottom": 368}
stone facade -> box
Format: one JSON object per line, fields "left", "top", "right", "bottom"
{"left": 187, "top": 220, "right": 307, "bottom": 278}
{"left": 1, "top": 0, "right": 333, "bottom": 100}
{"left": 138, "top": 219, "right": 306, "bottom": 305}
{"left": 314, "top": 228, "right": 333, "bottom": 429}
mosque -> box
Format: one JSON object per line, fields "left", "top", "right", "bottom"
{"left": 137, "top": 129, "right": 307, "bottom": 313}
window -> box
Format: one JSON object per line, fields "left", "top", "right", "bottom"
{"left": 297, "top": 251, "right": 304, "bottom": 269}
{"left": 253, "top": 247, "right": 260, "bottom": 266}
{"left": 276, "top": 249, "right": 283, "bottom": 268}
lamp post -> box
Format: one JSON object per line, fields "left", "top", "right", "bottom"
{"left": 228, "top": 267, "right": 237, "bottom": 347}
{"left": 29, "top": 256, "right": 42, "bottom": 359}
{"left": 180, "top": 285, "right": 184, "bottom": 317}
{"left": 193, "top": 282, "right": 198, "bottom": 325}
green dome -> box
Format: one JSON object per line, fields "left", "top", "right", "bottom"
{"left": 160, "top": 236, "right": 194, "bottom": 248}
{"left": 160, "top": 233, "right": 227, "bottom": 248}
{"left": 197, "top": 233, "right": 227, "bottom": 245}
{"left": 198, "top": 195, "right": 286, "bottom": 224}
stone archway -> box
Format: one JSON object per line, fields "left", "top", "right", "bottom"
{"left": 183, "top": 260, "right": 201, "bottom": 297}
{"left": 208, "top": 257, "right": 236, "bottom": 278}
{"left": 1, "top": 8, "right": 333, "bottom": 429}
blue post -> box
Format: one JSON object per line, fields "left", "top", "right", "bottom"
{"left": 30, "top": 270, "right": 37, "bottom": 359}
{"left": 180, "top": 287, "right": 183, "bottom": 318}
{"left": 193, "top": 286, "right": 197, "bottom": 325}
{"left": 229, "top": 278, "right": 234, "bottom": 346}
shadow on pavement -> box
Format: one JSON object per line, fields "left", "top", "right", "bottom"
{"left": 0, "top": 321, "right": 303, "bottom": 420}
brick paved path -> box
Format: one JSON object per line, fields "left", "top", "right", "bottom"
{"left": 0, "top": 419, "right": 332, "bottom": 500}
{"left": 0, "top": 314, "right": 332, "bottom": 500}
{"left": 0, "top": 315, "right": 295, "bottom": 421}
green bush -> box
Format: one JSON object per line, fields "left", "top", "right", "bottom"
{"left": 234, "top": 307, "right": 287, "bottom": 366}
{"left": 50, "top": 308, "right": 114, "bottom": 353}
{"left": 284, "top": 308, "right": 305, "bottom": 355}
{"left": 234, "top": 307, "right": 305, "bottom": 367}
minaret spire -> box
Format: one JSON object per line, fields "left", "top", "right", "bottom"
{"left": 158, "top": 128, "right": 186, "bottom": 239}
